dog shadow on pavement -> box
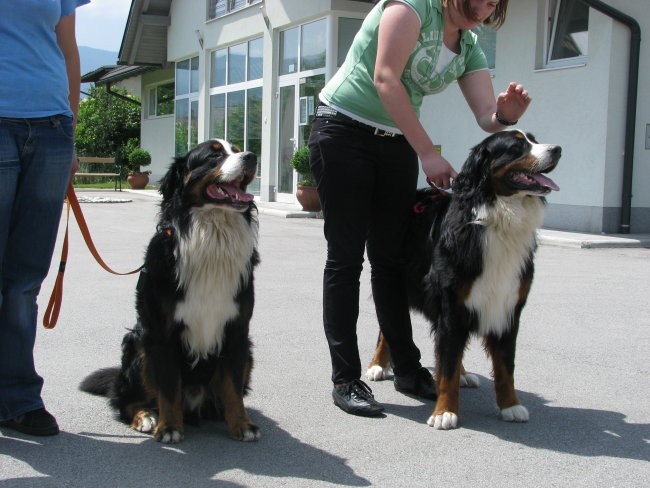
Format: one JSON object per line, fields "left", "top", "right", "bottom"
{"left": 383, "top": 374, "right": 649, "bottom": 463}
{"left": 0, "top": 409, "right": 371, "bottom": 488}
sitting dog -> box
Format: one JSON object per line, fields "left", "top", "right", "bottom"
{"left": 80, "top": 140, "right": 260, "bottom": 443}
{"left": 367, "top": 130, "right": 561, "bottom": 429}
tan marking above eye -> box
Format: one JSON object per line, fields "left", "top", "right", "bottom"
{"left": 212, "top": 142, "right": 223, "bottom": 151}
{"left": 231, "top": 145, "right": 241, "bottom": 153}
{"left": 514, "top": 132, "right": 525, "bottom": 139}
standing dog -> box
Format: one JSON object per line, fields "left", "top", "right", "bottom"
{"left": 367, "top": 130, "right": 561, "bottom": 429}
{"left": 80, "top": 140, "right": 260, "bottom": 443}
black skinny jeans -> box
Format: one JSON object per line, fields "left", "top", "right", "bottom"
{"left": 308, "top": 116, "right": 423, "bottom": 385}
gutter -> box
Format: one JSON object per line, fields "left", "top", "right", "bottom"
{"left": 578, "top": 0, "right": 641, "bottom": 234}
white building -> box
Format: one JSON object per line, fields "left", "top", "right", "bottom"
{"left": 112, "top": 0, "right": 649, "bottom": 234}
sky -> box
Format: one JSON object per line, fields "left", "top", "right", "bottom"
{"left": 76, "top": 0, "right": 132, "bottom": 52}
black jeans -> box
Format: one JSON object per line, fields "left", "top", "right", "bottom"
{"left": 308, "top": 115, "right": 422, "bottom": 385}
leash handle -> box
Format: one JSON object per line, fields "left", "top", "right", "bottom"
{"left": 43, "top": 184, "right": 143, "bottom": 329}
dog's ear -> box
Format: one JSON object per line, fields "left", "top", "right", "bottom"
{"left": 453, "top": 145, "right": 491, "bottom": 195}
{"left": 159, "top": 156, "right": 186, "bottom": 202}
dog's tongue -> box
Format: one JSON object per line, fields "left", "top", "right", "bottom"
{"left": 531, "top": 173, "right": 560, "bottom": 191}
{"left": 207, "top": 183, "right": 254, "bottom": 202}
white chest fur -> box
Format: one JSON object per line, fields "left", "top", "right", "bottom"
{"left": 465, "top": 196, "right": 544, "bottom": 336}
{"left": 174, "top": 208, "right": 257, "bottom": 361}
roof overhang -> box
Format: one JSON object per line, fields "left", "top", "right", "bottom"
{"left": 118, "top": 0, "right": 172, "bottom": 67}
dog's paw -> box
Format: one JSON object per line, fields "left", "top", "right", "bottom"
{"left": 460, "top": 372, "right": 480, "bottom": 388}
{"left": 427, "top": 412, "right": 458, "bottom": 430}
{"left": 365, "top": 365, "right": 388, "bottom": 381}
{"left": 131, "top": 410, "right": 157, "bottom": 433}
{"left": 154, "top": 426, "right": 184, "bottom": 444}
{"left": 501, "top": 404, "right": 529, "bottom": 423}
{"left": 229, "top": 423, "right": 260, "bottom": 442}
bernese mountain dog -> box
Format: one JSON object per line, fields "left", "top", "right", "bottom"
{"left": 80, "top": 139, "right": 260, "bottom": 443}
{"left": 366, "top": 130, "right": 561, "bottom": 429}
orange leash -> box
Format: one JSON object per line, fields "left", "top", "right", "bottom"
{"left": 43, "top": 184, "right": 144, "bottom": 329}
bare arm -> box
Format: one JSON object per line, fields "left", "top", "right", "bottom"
{"left": 459, "top": 71, "right": 532, "bottom": 132}
{"left": 374, "top": 2, "right": 457, "bottom": 189}
{"left": 55, "top": 12, "right": 80, "bottom": 176}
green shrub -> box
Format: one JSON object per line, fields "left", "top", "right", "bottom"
{"left": 289, "top": 146, "right": 315, "bottom": 186}
{"left": 127, "top": 147, "right": 152, "bottom": 174}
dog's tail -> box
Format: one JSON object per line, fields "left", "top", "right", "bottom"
{"left": 79, "top": 367, "right": 119, "bottom": 397}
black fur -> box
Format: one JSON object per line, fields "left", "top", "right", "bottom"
{"left": 80, "top": 140, "right": 261, "bottom": 442}
{"left": 405, "top": 130, "right": 561, "bottom": 428}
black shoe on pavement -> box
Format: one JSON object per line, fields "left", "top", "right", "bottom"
{"left": 332, "top": 379, "right": 385, "bottom": 417}
{"left": 0, "top": 408, "right": 59, "bottom": 436}
{"left": 394, "top": 367, "right": 437, "bottom": 400}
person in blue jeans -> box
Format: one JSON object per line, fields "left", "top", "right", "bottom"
{"left": 0, "top": 0, "right": 88, "bottom": 436}
{"left": 309, "top": 0, "right": 531, "bottom": 416}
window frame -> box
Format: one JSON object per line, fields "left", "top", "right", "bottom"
{"left": 544, "top": 0, "right": 589, "bottom": 69}
{"left": 208, "top": 0, "right": 262, "bottom": 21}
{"left": 208, "top": 37, "right": 264, "bottom": 194}
{"left": 146, "top": 81, "right": 175, "bottom": 119}
{"left": 175, "top": 56, "right": 200, "bottom": 156}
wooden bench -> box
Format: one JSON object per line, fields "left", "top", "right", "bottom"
{"left": 74, "top": 156, "right": 121, "bottom": 191}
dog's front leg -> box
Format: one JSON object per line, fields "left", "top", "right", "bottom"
{"left": 366, "top": 331, "right": 391, "bottom": 381}
{"left": 213, "top": 364, "right": 260, "bottom": 442}
{"left": 143, "top": 346, "right": 184, "bottom": 443}
{"left": 427, "top": 327, "right": 468, "bottom": 430}
{"left": 484, "top": 332, "right": 529, "bottom": 423}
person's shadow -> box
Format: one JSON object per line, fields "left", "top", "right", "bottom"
{"left": 0, "top": 409, "right": 371, "bottom": 488}
{"left": 383, "top": 374, "right": 650, "bottom": 462}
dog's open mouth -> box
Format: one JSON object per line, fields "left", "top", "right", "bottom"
{"left": 205, "top": 173, "right": 255, "bottom": 208}
{"left": 509, "top": 171, "right": 560, "bottom": 193}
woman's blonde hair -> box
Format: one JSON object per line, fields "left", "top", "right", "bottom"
{"left": 444, "top": 0, "right": 510, "bottom": 29}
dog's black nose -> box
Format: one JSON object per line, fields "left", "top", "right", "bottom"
{"left": 551, "top": 145, "right": 562, "bottom": 157}
{"left": 241, "top": 151, "right": 257, "bottom": 163}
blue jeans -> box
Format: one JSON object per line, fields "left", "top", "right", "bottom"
{"left": 0, "top": 115, "right": 74, "bottom": 420}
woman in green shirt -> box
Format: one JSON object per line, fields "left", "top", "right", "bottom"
{"left": 309, "top": 0, "right": 530, "bottom": 416}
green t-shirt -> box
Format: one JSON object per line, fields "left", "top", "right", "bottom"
{"left": 320, "top": 0, "right": 488, "bottom": 130}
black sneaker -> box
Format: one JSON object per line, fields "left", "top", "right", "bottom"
{"left": 0, "top": 408, "right": 59, "bottom": 436}
{"left": 332, "top": 379, "right": 385, "bottom": 417}
{"left": 394, "top": 367, "right": 437, "bottom": 400}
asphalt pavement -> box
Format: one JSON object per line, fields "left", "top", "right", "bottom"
{"left": 1, "top": 190, "right": 648, "bottom": 487}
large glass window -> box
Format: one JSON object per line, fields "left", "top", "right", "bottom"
{"left": 175, "top": 56, "right": 199, "bottom": 155}
{"left": 338, "top": 18, "right": 362, "bottom": 66}
{"left": 280, "top": 19, "right": 327, "bottom": 75}
{"left": 209, "top": 37, "right": 264, "bottom": 195}
{"left": 546, "top": 0, "right": 589, "bottom": 67}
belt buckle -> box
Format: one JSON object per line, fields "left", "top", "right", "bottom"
{"left": 373, "top": 127, "right": 396, "bottom": 137}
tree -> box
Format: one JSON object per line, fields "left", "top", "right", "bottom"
{"left": 75, "top": 86, "right": 141, "bottom": 173}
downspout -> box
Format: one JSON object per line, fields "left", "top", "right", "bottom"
{"left": 578, "top": 0, "right": 640, "bottom": 234}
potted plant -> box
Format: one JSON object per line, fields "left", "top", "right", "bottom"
{"left": 126, "top": 147, "right": 152, "bottom": 189}
{"left": 290, "top": 146, "right": 321, "bottom": 212}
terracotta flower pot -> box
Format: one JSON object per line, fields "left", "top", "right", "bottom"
{"left": 295, "top": 185, "right": 321, "bottom": 212}
{"left": 127, "top": 172, "right": 149, "bottom": 190}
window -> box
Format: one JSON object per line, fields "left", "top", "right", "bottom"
{"left": 175, "top": 56, "right": 199, "bottom": 155}
{"left": 338, "top": 18, "right": 363, "bottom": 67}
{"left": 473, "top": 24, "right": 497, "bottom": 70}
{"left": 208, "top": 0, "right": 261, "bottom": 20}
{"left": 209, "top": 37, "right": 264, "bottom": 194}
{"left": 147, "top": 82, "right": 174, "bottom": 117}
{"left": 279, "top": 19, "right": 326, "bottom": 75}
{"left": 546, "top": 0, "right": 589, "bottom": 68}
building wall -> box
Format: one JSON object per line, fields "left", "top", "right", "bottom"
{"left": 140, "top": 69, "right": 175, "bottom": 183}
{"left": 141, "top": 0, "right": 649, "bottom": 232}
